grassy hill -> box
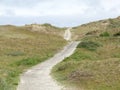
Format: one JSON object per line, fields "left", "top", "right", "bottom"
{"left": 71, "top": 16, "right": 120, "bottom": 40}
{"left": 52, "top": 16, "right": 120, "bottom": 90}
{"left": 0, "top": 24, "right": 66, "bottom": 90}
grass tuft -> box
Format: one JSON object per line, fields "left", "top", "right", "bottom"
{"left": 77, "top": 41, "right": 101, "bottom": 51}
{"left": 100, "top": 32, "right": 110, "bottom": 37}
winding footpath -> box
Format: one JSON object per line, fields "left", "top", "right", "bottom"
{"left": 64, "top": 28, "right": 72, "bottom": 41}
{"left": 17, "top": 28, "right": 80, "bottom": 90}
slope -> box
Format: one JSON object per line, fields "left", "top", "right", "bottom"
{"left": 0, "top": 24, "right": 66, "bottom": 90}
{"left": 52, "top": 16, "right": 120, "bottom": 90}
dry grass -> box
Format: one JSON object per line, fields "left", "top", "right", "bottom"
{"left": 71, "top": 16, "right": 120, "bottom": 40}
{"left": 0, "top": 25, "right": 66, "bottom": 90}
{"left": 52, "top": 37, "right": 120, "bottom": 90}
{"left": 52, "top": 16, "right": 120, "bottom": 90}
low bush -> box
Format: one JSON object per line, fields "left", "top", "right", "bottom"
{"left": 113, "top": 32, "right": 120, "bottom": 36}
{"left": 100, "top": 32, "right": 110, "bottom": 37}
{"left": 77, "top": 41, "right": 101, "bottom": 51}
{"left": 15, "top": 57, "right": 42, "bottom": 66}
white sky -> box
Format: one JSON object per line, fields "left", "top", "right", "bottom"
{"left": 0, "top": 0, "right": 120, "bottom": 27}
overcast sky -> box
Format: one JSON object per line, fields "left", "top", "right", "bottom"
{"left": 0, "top": 0, "right": 120, "bottom": 27}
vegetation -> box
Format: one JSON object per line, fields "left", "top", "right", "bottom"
{"left": 0, "top": 25, "right": 66, "bottom": 90}
{"left": 71, "top": 16, "right": 120, "bottom": 40}
{"left": 77, "top": 41, "right": 101, "bottom": 51}
{"left": 108, "top": 18, "right": 120, "bottom": 28}
{"left": 52, "top": 16, "right": 120, "bottom": 90}
{"left": 100, "top": 32, "right": 110, "bottom": 37}
{"left": 114, "top": 32, "right": 120, "bottom": 36}
{"left": 52, "top": 37, "right": 120, "bottom": 90}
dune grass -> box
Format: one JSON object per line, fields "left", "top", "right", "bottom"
{"left": 52, "top": 36, "right": 120, "bottom": 90}
{"left": 52, "top": 16, "right": 120, "bottom": 90}
{"left": 0, "top": 25, "right": 66, "bottom": 90}
{"left": 71, "top": 16, "right": 120, "bottom": 40}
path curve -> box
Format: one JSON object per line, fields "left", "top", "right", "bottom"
{"left": 17, "top": 29, "right": 80, "bottom": 90}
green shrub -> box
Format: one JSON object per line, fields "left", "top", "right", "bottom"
{"left": 15, "top": 57, "right": 40, "bottom": 66}
{"left": 100, "top": 32, "right": 110, "bottom": 37}
{"left": 0, "top": 78, "right": 7, "bottom": 90}
{"left": 15, "top": 57, "right": 47, "bottom": 67}
{"left": 113, "top": 32, "right": 120, "bottom": 36}
{"left": 77, "top": 41, "right": 101, "bottom": 51}
{"left": 42, "top": 23, "right": 52, "bottom": 27}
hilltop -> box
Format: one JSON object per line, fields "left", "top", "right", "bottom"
{"left": 0, "top": 23, "right": 65, "bottom": 38}
{"left": 71, "top": 16, "right": 120, "bottom": 40}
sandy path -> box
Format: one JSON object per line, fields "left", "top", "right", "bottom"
{"left": 17, "top": 28, "right": 80, "bottom": 90}
{"left": 64, "top": 28, "right": 72, "bottom": 41}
